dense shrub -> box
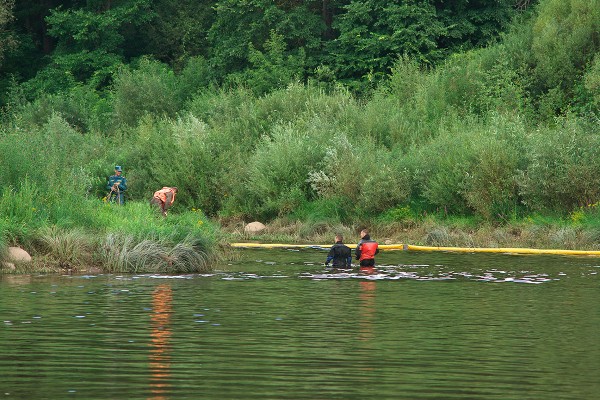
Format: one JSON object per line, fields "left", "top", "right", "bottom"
{"left": 234, "top": 122, "right": 330, "bottom": 219}
{"left": 112, "top": 58, "right": 182, "bottom": 127}
{"left": 519, "top": 117, "right": 600, "bottom": 213}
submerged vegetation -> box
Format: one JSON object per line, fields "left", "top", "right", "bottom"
{"left": 0, "top": 0, "right": 599, "bottom": 271}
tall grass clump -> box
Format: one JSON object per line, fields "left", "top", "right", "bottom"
{"left": 99, "top": 233, "right": 211, "bottom": 273}
{"left": 0, "top": 180, "right": 45, "bottom": 245}
{"left": 93, "top": 201, "right": 217, "bottom": 273}
{"left": 0, "top": 219, "right": 8, "bottom": 260}
{"left": 38, "top": 226, "right": 91, "bottom": 269}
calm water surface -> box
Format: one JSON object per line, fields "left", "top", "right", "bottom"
{"left": 1, "top": 249, "right": 600, "bottom": 399}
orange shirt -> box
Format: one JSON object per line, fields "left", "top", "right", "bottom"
{"left": 153, "top": 187, "right": 176, "bottom": 206}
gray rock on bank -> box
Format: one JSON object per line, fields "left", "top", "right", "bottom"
{"left": 2, "top": 247, "right": 32, "bottom": 271}
{"left": 244, "top": 221, "right": 266, "bottom": 234}
{"left": 8, "top": 247, "right": 32, "bottom": 262}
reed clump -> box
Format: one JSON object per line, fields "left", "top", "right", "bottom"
{"left": 38, "top": 226, "right": 91, "bottom": 270}
{"left": 99, "top": 233, "right": 211, "bottom": 274}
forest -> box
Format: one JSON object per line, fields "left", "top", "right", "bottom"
{"left": 0, "top": 0, "right": 599, "bottom": 271}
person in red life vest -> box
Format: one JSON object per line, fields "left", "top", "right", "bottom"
{"left": 150, "top": 187, "right": 178, "bottom": 217}
{"left": 356, "top": 229, "right": 379, "bottom": 272}
{"left": 325, "top": 234, "right": 352, "bottom": 269}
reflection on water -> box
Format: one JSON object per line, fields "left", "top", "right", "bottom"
{"left": 149, "top": 284, "right": 172, "bottom": 400}
{"left": 359, "top": 280, "right": 376, "bottom": 343}
{"left": 1, "top": 249, "right": 600, "bottom": 399}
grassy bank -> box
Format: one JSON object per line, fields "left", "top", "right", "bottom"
{"left": 0, "top": 197, "right": 220, "bottom": 274}
{"left": 6, "top": 212, "right": 600, "bottom": 275}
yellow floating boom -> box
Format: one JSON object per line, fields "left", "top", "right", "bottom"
{"left": 230, "top": 242, "right": 600, "bottom": 256}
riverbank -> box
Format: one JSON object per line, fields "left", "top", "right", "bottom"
{"left": 0, "top": 201, "right": 221, "bottom": 275}
{"left": 3, "top": 213, "right": 600, "bottom": 275}
{"left": 220, "top": 216, "right": 600, "bottom": 252}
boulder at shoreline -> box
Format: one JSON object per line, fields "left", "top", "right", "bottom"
{"left": 8, "top": 247, "right": 32, "bottom": 263}
{"left": 245, "top": 221, "right": 266, "bottom": 234}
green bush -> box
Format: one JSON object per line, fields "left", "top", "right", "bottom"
{"left": 519, "top": 116, "right": 600, "bottom": 213}
{"left": 112, "top": 58, "right": 182, "bottom": 127}
{"left": 179, "top": 56, "right": 216, "bottom": 98}
{"left": 530, "top": 0, "right": 600, "bottom": 116}
{"left": 355, "top": 147, "right": 412, "bottom": 215}
{"left": 383, "top": 58, "right": 447, "bottom": 143}
{"left": 581, "top": 53, "right": 600, "bottom": 115}
{"left": 232, "top": 31, "right": 306, "bottom": 96}
{"left": 462, "top": 115, "right": 527, "bottom": 220}
{"left": 376, "top": 205, "right": 417, "bottom": 225}
{"left": 186, "top": 87, "right": 264, "bottom": 153}
{"left": 290, "top": 196, "right": 353, "bottom": 224}
{"left": 411, "top": 124, "right": 477, "bottom": 215}
{"left": 12, "top": 85, "right": 108, "bottom": 132}
{"left": 255, "top": 82, "right": 354, "bottom": 130}
{"left": 235, "top": 122, "right": 330, "bottom": 219}
{"left": 463, "top": 138, "right": 521, "bottom": 221}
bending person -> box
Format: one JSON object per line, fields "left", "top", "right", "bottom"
{"left": 150, "top": 187, "right": 178, "bottom": 217}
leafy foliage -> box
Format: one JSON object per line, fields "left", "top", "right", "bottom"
{"left": 25, "top": 0, "right": 153, "bottom": 95}
{"left": 112, "top": 58, "right": 181, "bottom": 126}
{"left": 0, "top": 0, "right": 15, "bottom": 66}
{"left": 0, "top": 0, "right": 599, "bottom": 234}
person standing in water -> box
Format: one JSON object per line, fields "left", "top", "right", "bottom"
{"left": 355, "top": 229, "right": 379, "bottom": 273}
{"left": 325, "top": 234, "right": 352, "bottom": 269}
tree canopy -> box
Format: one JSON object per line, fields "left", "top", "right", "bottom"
{"left": 1, "top": 0, "right": 527, "bottom": 100}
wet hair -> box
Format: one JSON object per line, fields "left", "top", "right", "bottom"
{"left": 335, "top": 234, "right": 343, "bottom": 242}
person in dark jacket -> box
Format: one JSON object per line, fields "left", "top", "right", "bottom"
{"left": 325, "top": 234, "right": 352, "bottom": 269}
{"left": 106, "top": 165, "right": 127, "bottom": 205}
{"left": 356, "top": 229, "right": 379, "bottom": 270}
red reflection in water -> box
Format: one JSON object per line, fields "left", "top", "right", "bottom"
{"left": 359, "top": 279, "right": 376, "bottom": 343}
{"left": 358, "top": 275, "right": 376, "bottom": 374}
{"left": 148, "top": 284, "right": 172, "bottom": 400}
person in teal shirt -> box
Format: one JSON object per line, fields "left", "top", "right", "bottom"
{"left": 106, "top": 165, "right": 127, "bottom": 204}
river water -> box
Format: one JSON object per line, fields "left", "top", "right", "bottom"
{"left": 1, "top": 248, "right": 599, "bottom": 399}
